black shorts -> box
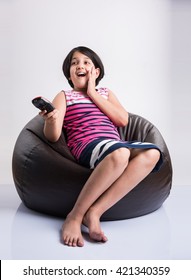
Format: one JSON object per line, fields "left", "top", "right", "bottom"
{"left": 78, "top": 138, "right": 163, "bottom": 172}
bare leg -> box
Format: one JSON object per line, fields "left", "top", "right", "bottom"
{"left": 83, "top": 148, "right": 160, "bottom": 241}
{"left": 62, "top": 148, "right": 130, "bottom": 246}
{"left": 62, "top": 148, "right": 160, "bottom": 246}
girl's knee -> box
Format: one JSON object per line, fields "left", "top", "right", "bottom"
{"left": 145, "top": 149, "right": 160, "bottom": 166}
{"left": 107, "top": 148, "right": 130, "bottom": 168}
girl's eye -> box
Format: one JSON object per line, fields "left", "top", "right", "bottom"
{"left": 70, "top": 60, "right": 92, "bottom": 66}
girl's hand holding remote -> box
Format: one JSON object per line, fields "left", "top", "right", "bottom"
{"left": 39, "top": 109, "right": 59, "bottom": 124}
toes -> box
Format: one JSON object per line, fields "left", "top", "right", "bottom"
{"left": 63, "top": 235, "right": 70, "bottom": 246}
{"left": 63, "top": 235, "right": 84, "bottom": 247}
{"left": 78, "top": 239, "right": 84, "bottom": 247}
{"left": 65, "top": 237, "right": 77, "bottom": 247}
{"left": 63, "top": 234, "right": 73, "bottom": 246}
{"left": 101, "top": 232, "right": 108, "bottom": 242}
{"left": 90, "top": 231, "right": 108, "bottom": 243}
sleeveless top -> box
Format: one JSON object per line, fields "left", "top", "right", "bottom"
{"left": 63, "top": 88, "right": 120, "bottom": 160}
{"left": 63, "top": 88, "right": 163, "bottom": 171}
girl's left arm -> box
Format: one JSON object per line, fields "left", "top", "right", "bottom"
{"left": 88, "top": 89, "right": 129, "bottom": 127}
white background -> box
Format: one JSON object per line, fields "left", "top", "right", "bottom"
{"left": 0, "top": 0, "right": 190, "bottom": 186}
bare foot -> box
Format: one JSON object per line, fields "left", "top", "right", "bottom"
{"left": 83, "top": 209, "right": 108, "bottom": 242}
{"left": 62, "top": 214, "right": 84, "bottom": 247}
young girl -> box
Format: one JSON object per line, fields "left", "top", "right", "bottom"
{"left": 40, "top": 46, "right": 163, "bottom": 247}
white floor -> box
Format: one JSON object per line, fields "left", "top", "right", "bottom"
{"left": 0, "top": 184, "right": 191, "bottom": 260}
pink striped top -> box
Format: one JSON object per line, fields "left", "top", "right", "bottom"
{"left": 63, "top": 88, "right": 121, "bottom": 160}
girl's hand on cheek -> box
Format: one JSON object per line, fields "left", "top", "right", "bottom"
{"left": 87, "top": 67, "right": 96, "bottom": 95}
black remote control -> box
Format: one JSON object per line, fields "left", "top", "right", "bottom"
{"left": 32, "top": 96, "right": 55, "bottom": 113}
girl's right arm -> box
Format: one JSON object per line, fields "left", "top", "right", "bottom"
{"left": 40, "top": 91, "right": 66, "bottom": 142}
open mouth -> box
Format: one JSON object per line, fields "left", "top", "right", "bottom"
{"left": 77, "top": 72, "right": 86, "bottom": 77}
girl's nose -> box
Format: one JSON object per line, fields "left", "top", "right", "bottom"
{"left": 77, "top": 65, "right": 84, "bottom": 70}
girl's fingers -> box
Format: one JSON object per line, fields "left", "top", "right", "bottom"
{"left": 88, "top": 67, "right": 96, "bottom": 80}
{"left": 42, "top": 110, "right": 47, "bottom": 114}
{"left": 39, "top": 110, "right": 47, "bottom": 117}
{"left": 88, "top": 66, "right": 95, "bottom": 76}
{"left": 39, "top": 109, "right": 59, "bottom": 120}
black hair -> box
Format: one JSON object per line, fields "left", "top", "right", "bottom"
{"left": 62, "top": 46, "right": 105, "bottom": 88}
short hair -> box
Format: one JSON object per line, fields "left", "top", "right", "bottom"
{"left": 62, "top": 46, "right": 105, "bottom": 88}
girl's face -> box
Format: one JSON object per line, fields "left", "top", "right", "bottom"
{"left": 69, "top": 51, "right": 100, "bottom": 91}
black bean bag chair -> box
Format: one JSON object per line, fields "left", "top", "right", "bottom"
{"left": 12, "top": 113, "right": 173, "bottom": 220}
